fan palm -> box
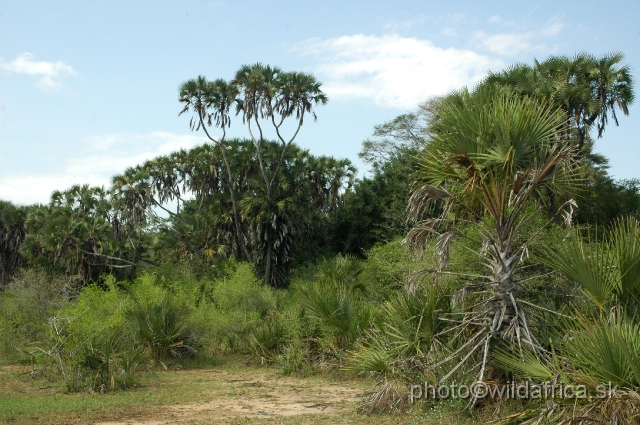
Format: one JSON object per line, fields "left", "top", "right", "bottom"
{"left": 544, "top": 217, "right": 640, "bottom": 311}
{"left": 484, "top": 53, "right": 634, "bottom": 151}
{"left": 406, "top": 86, "right": 583, "bottom": 383}
{"left": 587, "top": 52, "right": 635, "bottom": 139}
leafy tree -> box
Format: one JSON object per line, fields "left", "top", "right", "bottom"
{"left": 327, "top": 98, "right": 443, "bottom": 256}
{"left": 575, "top": 161, "right": 640, "bottom": 226}
{"left": 329, "top": 148, "right": 418, "bottom": 255}
{"left": 359, "top": 97, "right": 441, "bottom": 167}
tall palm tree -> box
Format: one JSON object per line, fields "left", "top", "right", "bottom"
{"left": 586, "top": 52, "right": 635, "bottom": 140}
{"left": 484, "top": 53, "right": 634, "bottom": 151}
{"left": 232, "top": 64, "right": 327, "bottom": 285}
{"left": 178, "top": 77, "right": 254, "bottom": 263}
{"left": 405, "top": 86, "right": 583, "bottom": 384}
{"left": 180, "top": 64, "right": 327, "bottom": 285}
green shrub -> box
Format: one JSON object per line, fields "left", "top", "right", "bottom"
{"left": 350, "top": 285, "right": 449, "bottom": 375}
{"left": 278, "top": 339, "right": 310, "bottom": 376}
{"left": 0, "top": 270, "right": 71, "bottom": 363}
{"left": 35, "top": 276, "right": 151, "bottom": 391}
{"left": 70, "top": 324, "right": 149, "bottom": 392}
{"left": 127, "top": 299, "right": 198, "bottom": 361}
{"left": 244, "top": 314, "right": 286, "bottom": 360}
{"left": 290, "top": 256, "right": 374, "bottom": 354}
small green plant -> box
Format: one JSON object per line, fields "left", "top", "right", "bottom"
{"left": 127, "top": 299, "right": 198, "bottom": 361}
{"left": 278, "top": 339, "right": 310, "bottom": 376}
{"left": 73, "top": 325, "right": 149, "bottom": 392}
{"left": 244, "top": 314, "right": 285, "bottom": 360}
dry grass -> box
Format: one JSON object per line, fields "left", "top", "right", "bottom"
{"left": 0, "top": 357, "right": 476, "bottom": 425}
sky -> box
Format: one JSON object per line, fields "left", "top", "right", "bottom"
{"left": 1, "top": 0, "right": 639, "bottom": 205}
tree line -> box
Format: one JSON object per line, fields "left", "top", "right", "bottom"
{"left": 0, "top": 53, "right": 637, "bottom": 289}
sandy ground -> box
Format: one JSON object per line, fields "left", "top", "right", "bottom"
{"left": 95, "top": 367, "right": 368, "bottom": 425}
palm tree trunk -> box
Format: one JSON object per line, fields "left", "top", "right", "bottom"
{"left": 198, "top": 118, "right": 254, "bottom": 264}
{"left": 226, "top": 174, "right": 253, "bottom": 264}
{"left": 264, "top": 243, "right": 273, "bottom": 287}
{"left": 487, "top": 238, "right": 519, "bottom": 342}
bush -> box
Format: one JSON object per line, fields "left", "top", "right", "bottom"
{"left": 127, "top": 299, "right": 198, "bottom": 361}
{"left": 244, "top": 314, "right": 286, "bottom": 360}
{"left": 0, "top": 270, "right": 71, "bottom": 363}
{"left": 34, "top": 276, "right": 151, "bottom": 391}
{"left": 183, "top": 262, "right": 278, "bottom": 355}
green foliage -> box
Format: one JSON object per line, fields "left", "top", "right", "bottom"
{"left": 495, "top": 315, "right": 640, "bottom": 424}
{"left": 303, "top": 284, "right": 362, "bottom": 349}
{"left": 211, "top": 262, "right": 275, "bottom": 317}
{"left": 192, "top": 262, "right": 278, "bottom": 353}
{"left": 544, "top": 218, "right": 640, "bottom": 310}
{"left": 379, "top": 288, "right": 448, "bottom": 358}
{"left": 299, "top": 256, "right": 373, "bottom": 350}
{"left": 127, "top": 300, "right": 197, "bottom": 361}
{"left": 69, "top": 323, "right": 149, "bottom": 392}
{"left": 40, "top": 276, "right": 148, "bottom": 391}
{"left": 329, "top": 148, "right": 418, "bottom": 255}
{"left": 0, "top": 201, "right": 28, "bottom": 286}
{"left": 277, "top": 338, "right": 310, "bottom": 376}
{"left": 576, "top": 172, "right": 640, "bottom": 226}
{"left": 361, "top": 238, "right": 432, "bottom": 298}
{"left": 315, "top": 254, "right": 364, "bottom": 291}
{"left": 483, "top": 52, "right": 634, "bottom": 150}
{"left": 567, "top": 316, "right": 640, "bottom": 388}
{"left": 350, "top": 284, "right": 448, "bottom": 375}
{"left": 0, "top": 270, "right": 71, "bottom": 363}
{"left": 18, "top": 185, "right": 148, "bottom": 285}
{"left": 244, "top": 314, "right": 285, "bottom": 360}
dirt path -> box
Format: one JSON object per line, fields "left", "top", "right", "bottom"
{"left": 95, "top": 367, "right": 377, "bottom": 425}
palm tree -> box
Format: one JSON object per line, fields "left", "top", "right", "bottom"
{"left": 585, "top": 52, "right": 635, "bottom": 140}
{"left": 178, "top": 77, "right": 253, "bottom": 264}
{"left": 180, "top": 64, "right": 327, "bottom": 285}
{"left": 0, "top": 201, "right": 27, "bottom": 286}
{"left": 484, "top": 53, "right": 634, "bottom": 151}
{"left": 405, "top": 86, "right": 583, "bottom": 384}
{"left": 232, "top": 64, "right": 327, "bottom": 285}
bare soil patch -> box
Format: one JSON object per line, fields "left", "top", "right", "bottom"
{"left": 93, "top": 366, "right": 382, "bottom": 425}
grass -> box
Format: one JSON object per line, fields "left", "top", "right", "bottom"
{"left": 0, "top": 355, "right": 475, "bottom": 425}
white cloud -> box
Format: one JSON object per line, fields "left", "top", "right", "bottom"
{"left": 0, "top": 132, "right": 206, "bottom": 205}
{"left": 472, "top": 23, "right": 564, "bottom": 56}
{"left": 488, "top": 15, "right": 502, "bottom": 24}
{"left": 295, "top": 34, "right": 503, "bottom": 109}
{"left": 0, "top": 52, "right": 76, "bottom": 91}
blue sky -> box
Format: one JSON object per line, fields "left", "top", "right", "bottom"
{"left": 1, "top": 0, "right": 639, "bottom": 204}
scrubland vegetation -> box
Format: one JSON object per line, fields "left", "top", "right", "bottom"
{"left": 2, "top": 54, "right": 640, "bottom": 424}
